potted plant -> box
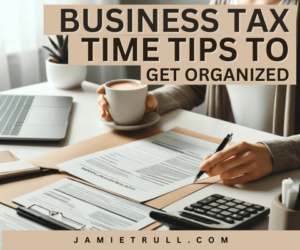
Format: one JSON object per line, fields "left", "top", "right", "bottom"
{"left": 43, "top": 35, "right": 87, "bottom": 89}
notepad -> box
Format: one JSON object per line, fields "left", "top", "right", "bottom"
{"left": 0, "top": 161, "right": 40, "bottom": 180}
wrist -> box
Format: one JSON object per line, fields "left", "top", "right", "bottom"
{"left": 258, "top": 140, "right": 291, "bottom": 174}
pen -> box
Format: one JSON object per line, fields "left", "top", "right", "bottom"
{"left": 193, "top": 133, "right": 233, "bottom": 183}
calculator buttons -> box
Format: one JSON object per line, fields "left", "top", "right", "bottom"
{"left": 238, "top": 211, "right": 250, "bottom": 217}
{"left": 235, "top": 205, "right": 246, "bottom": 210}
{"left": 225, "top": 202, "right": 237, "bottom": 207}
{"left": 216, "top": 214, "right": 225, "bottom": 220}
{"left": 228, "top": 208, "right": 239, "bottom": 213}
{"left": 194, "top": 208, "right": 206, "bottom": 214}
{"left": 198, "top": 198, "right": 212, "bottom": 204}
{"left": 253, "top": 205, "right": 264, "bottom": 211}
{"left": 191, "top": 203, "right": 202, "bottom": 208}
{"left": 211, "top": 194, "right": 224, "bottom": 199}
{"left": 220, "top": 211, "right": 232, "bottom": 216}
{"left": 197, "top": 200, "right": 209, "bottom": 205}
{"left": 207, "top": 196, "right": 217, "bottom": 202}
{"left": 206, "top": 211, "right": 217, "bottom": 217}
{"left": 197, "top": 197, "right": 217, "bottom": 204}
{"left": 224, "top": 217, "right": 234, "bottom": 224}
{"left": 184, "top": 206, "right": 194, "bottom": 211}
{"left": 246, "top": 208, "right": 257, "bottom": 214}
{"left": 231, "top": 214, "right": 243, "bottom": 220}
{"left": 233, "top": 199, "right": 243, "bottom": 204}
{"left": 179, "top": 194, "right": 268, "bottom": 228}
{"left": 218, "top": 205, "right": 229, "bottom": 210}
{"left": 223, "top": 197, "right": 234, "bottom": 201}
{"left": 210, "top": 208, "right": 222, "bottom": 213}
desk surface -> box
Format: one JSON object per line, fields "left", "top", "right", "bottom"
{"left": 1, "top": 81, "right": 299, "bottom": 230}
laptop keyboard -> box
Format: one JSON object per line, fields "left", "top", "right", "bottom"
{"left": 0, "top": 95, "right": 35, "bottom": 136}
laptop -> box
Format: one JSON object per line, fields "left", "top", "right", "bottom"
{"left": 0, "top": 95, "right": 72, "bottom": 141}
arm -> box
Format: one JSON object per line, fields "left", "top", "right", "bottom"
{"left": 150, "top": 85, "right": 207, "bottom": 115}
{"left": 261, "top": 135, "right": 300, "bottom": 174}
{"left": 200, "top": 135, "right": 300, "bottom": 185}
{"left": 97, "top": 84, "right": 205, "bottom": 120}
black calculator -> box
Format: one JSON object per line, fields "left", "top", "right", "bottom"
{"left": 150, "top": 194, "right": 270, "bottom": 230}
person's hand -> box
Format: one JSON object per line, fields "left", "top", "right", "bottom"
{"left": 96, "top": 85, "right": 158, "bottom": 121}
{"left": 200, "top": 142, "right": 273, "bottom": 185}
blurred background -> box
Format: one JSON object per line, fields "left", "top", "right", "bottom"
{"left": 0, "top": 0, "right": 209, "bottom": 114}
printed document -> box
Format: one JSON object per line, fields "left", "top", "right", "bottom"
{"left": 58, "top": 131, "right": 217, "bottom": 202}
{"left": 0, "top": 204, "right": 49, "bottom": 250}
{"left": 13, "top": 179, "right": 159, "bottom": 230}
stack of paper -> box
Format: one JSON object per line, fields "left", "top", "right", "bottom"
{"left": 0, "top": 161, "right": 40, "bottom": 180}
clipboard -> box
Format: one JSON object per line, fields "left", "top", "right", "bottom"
{"left": 0, "top": 127, "right": 224, "bottom": 230}
{"left": 16, "top": 204, "right": 86, "bottom": 230}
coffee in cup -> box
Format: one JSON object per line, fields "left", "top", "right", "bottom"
{"left": 104, "top": 79, "right": 148, "bottom": 125}
{"left": 108, "top": 81, "right": 145, "bottom": 90}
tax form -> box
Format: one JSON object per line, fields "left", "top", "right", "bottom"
{"left": 13, "top": 179, "right": 159, "bottom": 230}
{"left": 0, "top": 204, "right": 49, "bottom": 250}
{"left": 58, "top": 131, "right": 217, "bottom": 202}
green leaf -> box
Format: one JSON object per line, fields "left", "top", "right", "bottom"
{"left": 43, "top": 46, "right": 61, "bottom": 59}
{"left": 59, "top": 36, "right": 69, "bottom": 63}
{"left": 62, "top": 35, "right": 68, "bottom": 52}
{"left": 65, "top": 51, "right": 68, "bottom": 64}
{"left": 56, "top": 35, "right": 63, "bottom": 48}
{"left": 48, "top": 37, "right": 59, "bottom": 51}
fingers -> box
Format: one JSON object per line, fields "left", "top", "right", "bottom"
{"left": 203, "top": 154, "right": 212, "bottom": 161}
{"left": 222, "top": 173, "right": 254, "bottom": 186}
{"left": 97, "top": 91, "right": 111, "bottom": 121}
{"left": 200, "top": 142, "right": 273, "bottom": 186}
{"left": 97, "top": 85, "right": 105, "bottom": 94}
{"left": 97, "top": 89, "right": 158, "bottom": 121}
{"left": 200, "top": 141, "right": 250, "bottom": 171}
{"left": 200, "top": 154, "right": 212, "bottom": 173}
{"left": 145, "top": 94, "right": 158, "bottom": 113}
{"left": 98, "top": 94, "right": 106, "bottom": 103}
{"left": 219, "top": 161, "right": 264, "bottom": 185}
{"left": 98, "top": 95, "right": 107, "bottom": 108}
{"left": 219, "top": 163, "right": 252, "bottom": 181}
{"left": 99, "top": 107, "right": 112, "bottom": 121}
{"left": 206, "top": 155, "right": 245, "bottom": 177}
{"left": 104, "top": 111, "right": 112, "bottom": 121}
{"left": 99, "top": 107, "right": 105, "bottom": 118}
{"left": 98, "top": 95, "right": 109, "bottom": 118}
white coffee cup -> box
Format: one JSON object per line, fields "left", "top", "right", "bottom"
{"left": 104, "top": 79, "right": 148, "bottom": 125}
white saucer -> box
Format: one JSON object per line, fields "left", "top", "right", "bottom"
{"left": 101, "top": 112, "right": 161, "bottom": 131}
